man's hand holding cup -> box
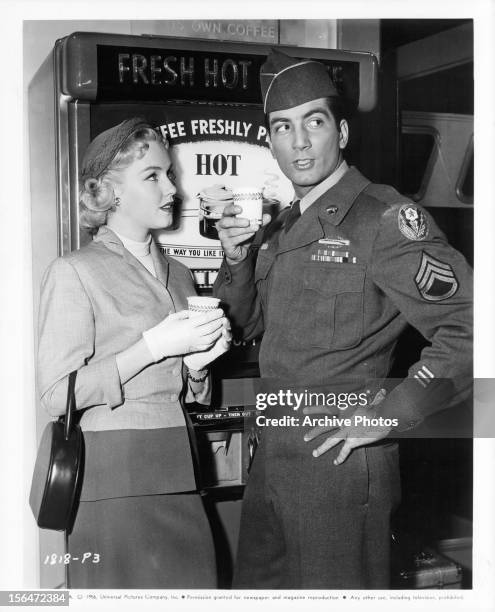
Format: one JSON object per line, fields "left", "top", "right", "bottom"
{"left": 216, "top": 186, "right": 271, "bottom": 265}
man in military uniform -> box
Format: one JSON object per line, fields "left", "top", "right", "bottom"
{"left": 213, "top": 49, "right": 472, "bottom": 589}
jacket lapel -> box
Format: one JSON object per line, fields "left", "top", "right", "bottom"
{"left": 94, "top": 226, "right": 170, "bottom": 289}
{"left": 275, "top": 167, "right": 370, "bottom": 255}
{"left": 150, "top": 238, "right": 170, "bottom": 287}
{"left": 276, "top": 204, "right": 325, "bottom": 254}
{"left": 315, "top": 167, "right": 370, "bottom": 227}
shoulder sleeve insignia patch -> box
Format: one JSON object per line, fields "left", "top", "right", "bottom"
{"left": 398, "top": 204, "right": 428, "bottom": 241}
{"left": 415, "top": 251, "right": 459, "bottom": 301}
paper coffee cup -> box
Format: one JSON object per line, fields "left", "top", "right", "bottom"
{"left": 233, "top": 186, "right": 263, "bottom": 224}
{"left": 198, "top": 185, "right": 234, "bottom": 240}
{"left": 187, "top": 296, "right": 221, "bottom": 317}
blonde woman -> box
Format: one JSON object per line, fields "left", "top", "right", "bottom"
{"left": 38, "top": 118, "right": 230, "bottom": 588}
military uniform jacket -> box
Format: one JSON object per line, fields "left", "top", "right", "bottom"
{"left": 38, "top": 226, "right": 207, "bottom": 499}
{"left": 214, "top": 167, "right": 472, "bottom": 430}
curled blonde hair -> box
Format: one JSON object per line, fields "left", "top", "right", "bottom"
{"left": 79, "top": 127, "right": 168, "bottom": 232}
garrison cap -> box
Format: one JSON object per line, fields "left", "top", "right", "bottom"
{"left": 81, "top": 117, "right": 152, "bottom": 182}
{"left": 260, "top": 49, "right": 339, "bottom": 114}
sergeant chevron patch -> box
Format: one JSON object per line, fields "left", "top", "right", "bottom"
{"left": 415, "top": 251, "right": 459, "bottom": 302}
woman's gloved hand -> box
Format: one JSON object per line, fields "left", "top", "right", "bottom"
{"left": 142, "top": 309, "right": 225, "bottom": 363}
{"left": 183, "top": 319, "right": 232, "bottom": 371}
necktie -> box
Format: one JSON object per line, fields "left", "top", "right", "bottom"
{"left": 285, "top": 200, "right": 301, "bottom": 233}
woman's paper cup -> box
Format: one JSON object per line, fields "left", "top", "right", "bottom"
{"left": 233, "top": 187, "right": 263, "bottom": 224}
{"left": 187, "top": 296, "right": 221, "bottom": 316}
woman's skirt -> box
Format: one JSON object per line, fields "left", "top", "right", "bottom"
{"left": 67, "top": 492, "right": 217, "bottom": 588}
{"left": 66, "top": 425, "right": 216, "bottom": 588}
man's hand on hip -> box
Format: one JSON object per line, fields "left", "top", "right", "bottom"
{"left": 303, "top": 389, "right": 391, "bottom": 464}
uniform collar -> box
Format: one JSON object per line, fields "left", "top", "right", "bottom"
{"left": 93, "top": 226, "right": 169, "bottom": 286}
{"left": 298, "top": 160, "right": 349, "bottom": 215}
{"left": 314, "top": 166, "right": 371, "bottom": 226}
{"left": 276, "top": 167, "right": 370, "bottom": 254}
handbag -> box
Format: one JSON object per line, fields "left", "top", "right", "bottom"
{"left": 29, "top": 371, "right": 84, "bottom": 532}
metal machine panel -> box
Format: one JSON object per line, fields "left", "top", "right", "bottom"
{"left": 59, "top": 31, "right": 378, "bottom": 110}
{"left": 401, "top": 111, "right": 473, "bottom": 208}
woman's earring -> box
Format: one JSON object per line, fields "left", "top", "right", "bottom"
{"left": 115, "top": 197, "right": 120, "bottom": 206}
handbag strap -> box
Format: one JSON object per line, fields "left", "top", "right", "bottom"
{"left": 63, "top": 371, "right": 78, "bottom": 441}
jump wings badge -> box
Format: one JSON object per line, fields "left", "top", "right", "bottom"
{"left": 415, "top": 251, "right": 459, "bottom": 302}
{"left": 398, "top": 204, "right": 428, "bottom": 241}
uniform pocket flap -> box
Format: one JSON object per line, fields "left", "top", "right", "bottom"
{"left": 303, "top": 264, "right": 365, "bottom": 295}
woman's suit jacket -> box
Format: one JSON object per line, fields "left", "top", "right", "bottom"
{"left": 37, "top": 226, "right": 207, "bottom": 500}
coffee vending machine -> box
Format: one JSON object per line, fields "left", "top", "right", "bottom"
{"left": 29, "top": 31, "right": 377, "bottom": 585}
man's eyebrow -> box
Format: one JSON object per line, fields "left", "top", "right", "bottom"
{"left": 302, "top": 106, "right": 331, "bottom": 119}
{"left": 269, "top": 116, "right": 289, "bottom": 127}
{"left": 269, "top": 107, "right": 330, "bottom": 126}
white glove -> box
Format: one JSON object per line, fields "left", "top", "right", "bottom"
{"left": 183, "top": 321, "right": 232, "bottom": 371}
{"left": 142, "top": 309, "right": 224, "bottom": 363}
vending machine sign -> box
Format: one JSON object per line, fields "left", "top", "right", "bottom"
{"left": 153, "top": 104, "right": 293, "bottom": 288}
{"left": 98, "top": 45, "right": 265, "bottom": 103}
{"left": 61, "top": 33, "right": 376, "bottom": 110}
{"left": 96, "top": 43, "right": 360, "bottom": 106}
